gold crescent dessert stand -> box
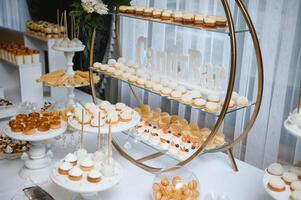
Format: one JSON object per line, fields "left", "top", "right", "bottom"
{"left": 88, "top": 0, "right": 263, "bottom": 173}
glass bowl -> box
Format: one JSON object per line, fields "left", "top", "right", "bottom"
{"left": 152, "top": 166, "right": 200, "bottom": 200}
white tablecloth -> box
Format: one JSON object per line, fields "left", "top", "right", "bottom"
{"left": 0, "top": 131, "right": 271, "bottom": 200}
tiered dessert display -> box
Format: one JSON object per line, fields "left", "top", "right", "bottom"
{"left": 88, "top": 0, "right": 263, "bottom": 173}
{"left": 69, "top": 102, "right": 140, "bottom": 134}
{"left": 0, "top": 134, "right": 30, "bottom": 160}
{"left": 36, "top": 11, "right": 99, "bottom": 107}
{"left": 263, "top": 162, "right": 301, "bottom": 200}
{"left": 3, "top": 111, "right": 67, "bottom": 180}
{"left": 51, "top": 106, "right": 124, "bottom": 200}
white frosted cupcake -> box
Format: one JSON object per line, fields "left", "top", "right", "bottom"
{"left": 137, "top": 77, "right": 147, "bottom": 86}
{"left": 80, "top": 157, "right": 94, "bottom": 171}
{"left": 93, "top": 62, "right": 102, "bottom": 69}
{"left": 120, "top": 112, "right": 132, "bottom": 122}
{"left": 68, "top": 167, "right": 83, "bottom": 181}
{"left": 208, "top": 93, "right": 221, "bottom": 103}
{"left": 193, "top": 98, "right": 206, "bottom": 108}
{"left": 87, "top": 170, "right": 102, "bottom": 183}
{"left": 129, "top": 75, "right": 138, "bottom": 83}
{"left": 237, "top": 96, "right": 249, "bottom": 107}
{"left": 267, "top": 177, "right": 286, "bottom": 192}
{"left": 122, "top": 72, "right": 131, "bottom": 81}
{"left": 100, "top": 64, "right": 109, "bottom": 71}
{"left": 161, "top": 79, "right": 170, "bottom": 87}
{"left": 99, "top": 101, "right": 111, "bottom": 110}
{"left": 181, "top": 94, "right": 193, "bottom": 104}
{"left": 113, "top": 70, "right": 123, "bottom": 77}
{"left": 168, "top": 82, "right": 178, "bottom": 90}
{"left": 115, "top": 102, "right": 126, "bottom": 111}
{"left": 145, "top": 80, "right": 154, "bottom": 89}
{"left": 108, "top": 58, "right": 116, "bottom": 66}
{"left": 106, "top": 67, "right": 115, "bottom": 74}
{"left": 205, "top": 102, "right": 219, "bottom": 113}
{"left": 190, "top": 90, "right": 202, "bottom": 99}
{"left": 267, "top": 163, "right": 283, "bottom": 176}
{"left": 177, "top": 85, "right": 187, "bottom": 94}
{"left": 58, "top": 161, "right": 73, "bottom": 175}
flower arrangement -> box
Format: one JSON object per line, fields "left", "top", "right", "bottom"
{"left": 70, "top": 0, "right": 131, "bottom": 60}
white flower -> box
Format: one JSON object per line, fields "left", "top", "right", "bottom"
{"left": 81, "top": 0, "right": 108, "bottom": 15}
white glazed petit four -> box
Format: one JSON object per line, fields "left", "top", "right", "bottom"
{"left": 193, "top": 98, "right": 207, "bottom": 108}
{"left": 68, "top": 166, "right": 83, "bottom": 181}
{"left": 58, "top": 161, "right": 73, "bottom": 175}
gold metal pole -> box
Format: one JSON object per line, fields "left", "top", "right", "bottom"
{"left": 136, "top": 152, "right": 164, "bottom": 162}
{"left": 89, "top": 28, "right": 97, "bottom": 104}
{"left": 227, "top": 148, "right": 238, "bottom": 171}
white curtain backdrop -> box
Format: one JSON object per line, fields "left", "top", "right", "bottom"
{"left": 0, "top": 0, "right": 30, "bottom": 31}
{"left": 117, "top": 0, "right": 301, "bottom": 169}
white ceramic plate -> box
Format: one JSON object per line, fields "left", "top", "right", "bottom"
{"left": 51, "top": 158, "right": 122, "bottom": 193}
{"left": 68, "top": 112, "right": 141, "bottom": 134}
{"left": 52, "top": 45, "right": 85, "bottom": 52}
{"left": 3, "top": 121, "right": 67, "bottom": 141}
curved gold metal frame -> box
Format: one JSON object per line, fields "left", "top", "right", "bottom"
{"left": 88, "top": 0, "right": 263, "bottom": 173}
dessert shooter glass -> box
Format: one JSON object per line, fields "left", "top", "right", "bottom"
{"left": 152, "top": 166, "right": 200, "bottom": 200}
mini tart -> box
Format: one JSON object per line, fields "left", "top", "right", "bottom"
{"left": 137, "top": 78, "right": 147, "bottom": 86}
{"left": 145, "top": 81, "right": 154, "bottom": 89}
{"left": 152, "top": 83, "right": 163, "bottom": 93}
{"left": 267, "top": 178, "right": 286, "bottom": 192}
{"left": 204, "top": 16, "right": 216, "bottom": 28}
{"left": 122, "top": 72, "right": 131, "bottom": 81}
{"left": 161, "top": 87, "right": 172, "bottom": 96}
{"left": 23, "top": 125, "right": 36, "bottom": 135}
{"left": 120, "top": 112, "right": 132, "bottom": 122}
{"left": 289, "top": 166, "right": 301, "bottom": 179}
{"left": 50, "top": 120, "right": 61, "bottom": 129}
{"left": 207, "top": 93, "right": 221, "bottom": 103}
{"left": 193, "top": 98, "right": 207, "bottom": 108}
{"left": 80, "top": 158, "right": 94, "bottom": 171}
{"left": 87, "top": 170, "right": 102, "bottom": 183}
{"left": 291, "top": 181, "right": 301, "bottom": 191}
{"left": 181, "top": 94, "right": 193, "bottom": 104}
{"left": 58, "top": 161, "right": 73, "bottom": 175}
{"left": 113, "top": 70, "right": 123, "bottom": 77}
{"left": 267, "top": 163, "right": 284, "bottom": 176}
{"left": 11, "top": 124, "right": 24, "bottom": 132}
{"left": 171, "top": 90, "right": 182, "bottom": 99}
{"left": 64, "top": 153, "right": 78, "bottom": 166}
{"left": 106, "top": 114, "right": 119, "bottom": 125}
{"left": 143, "top": 8, "right": 153, "bottom": 17}
{"left": 129, "top": 75, "right": 138, "bottom": 83}
{"left": 115, "top": 102, "right": 126, "bottom": 111}
{"left": 194, "top": 14, "right": 204, "bottom": 25}
{"left": 37, "top": 122, "right": 50, "bottom": 132}
{"left": 161, "top": 10, "right": 172, "bottom": 20}
{"left": 68, "top": 167, "right": 83, "bottom": 181}
{"left": 282, "top": 172, "right": 298, "bottom": 185}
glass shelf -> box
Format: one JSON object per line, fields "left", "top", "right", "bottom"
{"left": 109, "top": 11, "right": 249, "bottom": 34}
{"left": 114, "top": 129, "right": 230, "bottom": 162}
{"left": 91, "top": 67, "right": 255, "bottom": 117}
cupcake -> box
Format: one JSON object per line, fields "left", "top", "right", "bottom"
{"left": 207, "top": 93, "right": 221, "bottom": 103}
{"left": 64, "top": 153, "right": 78, "bottom": 166}
{"left": 126, "top": 6, "right": 135, "bottom": 14}
{"left": 171, "top": 90, "right": 182, "bottom": 99}
{"left": 68, "top": 167, "right": 83, "bottom": 181}
{"left": 120, "top": 112, "right": 132, "bottom": 122}
{"left": 237, "top": 96, "right": 249, "bottom": 107}
{"left": 181, "top": 94, "right": 193, "bottom": 104}
{"left": 267, "top": 178, "right": 286, "bottom": 192}
{"left": 215, "top": 16, "right": 227, "bottom": 27}
{"left": 58, "top": 161, "right": 73, "bottom": 175}
{"left": 115, "top": 102, "right": 126, "bottom": 111}
{"left": 152, "top": 83, "right": 163, "bottom": 93}
{"left": 137, "top": 77, "right": 147, "bottom": 86}
{"left": 193, "top": 98, "right": 207, "bottom": 108}
{"left": 267, "top": 163, "right": 284, "bottom": 176}
{"left": 145, "top": 80, "right": 155, "bottom": 89}
{"left": 87, "top": 169, "right": 102, "bottom": 183}
{"left": 80, "top": 157, "right": 94, "bottom": 171}
{"left": 129, "top": 75, "right": 138, "bottom": 83}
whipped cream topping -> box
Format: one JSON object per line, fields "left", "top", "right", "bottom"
{"left": 59, "top": 161, "right": 73, "bottom": 171}
{"left": 64, "top": 153, "right": 77, "bottom": 162}
{"left": 81, "top": 157, "right": 94, "bottom": 167}
{"left": 68, "top": 166, "right": 82, "bottom": 177}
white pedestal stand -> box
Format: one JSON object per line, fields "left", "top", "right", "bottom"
{"left": 3, "top": 121, "right": 67, "bottom": 182}
{"left": 51, "top": 157, "right": 123, "bottom": 200}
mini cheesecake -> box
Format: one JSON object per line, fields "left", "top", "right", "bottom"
{"left": 87, "top": 169, "right": 102, "bottom": 183}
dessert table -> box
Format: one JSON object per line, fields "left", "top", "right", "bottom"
{"left": 0, "top": 132, "right": 271, "bottom": 200}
